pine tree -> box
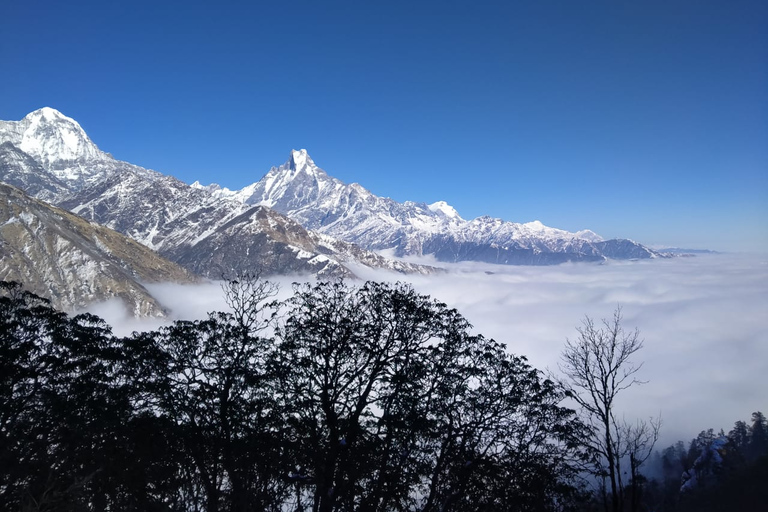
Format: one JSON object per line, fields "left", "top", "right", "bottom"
{"left": 748, "top": 411, "right": 768, "bottom": 461}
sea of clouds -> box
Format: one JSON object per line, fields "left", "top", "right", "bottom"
{"left": 91, "top": 253, "right": 768, "bottom": 449}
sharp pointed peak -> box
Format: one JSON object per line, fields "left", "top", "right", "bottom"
{"left": 286, "top": 149, "right": 316, "bottom": 170}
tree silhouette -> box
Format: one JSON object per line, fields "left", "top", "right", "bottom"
{"left": 558, "top": 307, "right": 652, "bottom": 512}
{"left": 0, "top": 279, "right": 591, "bottom": 511}
{"left": 748, "top": 412, "right": 767, "bottom": 459}
{"left": 0, "top": 282, "right": 140, "bottom": 510}
{"left": 138, "top": 311, "right": 286, "bottom": 510}
{"left": 274, "top": 280, "right": 587, "bottom": 512}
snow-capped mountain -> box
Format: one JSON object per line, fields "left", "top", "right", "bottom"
{"left": 0, "top": 107, "right": 124, "bottom": 189}
{"left": 163, "top": 203, "right": 440, "bottom": 278}
{"left": 0, "top": 108, "right": 438, "bottom": 282}
{"left": 0, "top": 183, "right": 197, "bottom": 316}
{"left": 201, "top": 149, "right": 662, "bottom": 264}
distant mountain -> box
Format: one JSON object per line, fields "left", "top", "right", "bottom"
{"left": 164, "top": 203, "right": 441, "bottom": 278}
{"left": 199, "top": 149, "right": 664, "bottom": 264}
{"left": 656, "top": 248, "right": 719, "bottom": 255}
{"left": 0, "top": 183, "right": 197, "bottom": 316}
{"left": 0, "top": 108, "right": 438, "bottom": 280}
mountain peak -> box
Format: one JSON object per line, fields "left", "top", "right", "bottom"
{"left": 25, "top": 106, "right": 69, "bottom": 122}
{"left": 287, "top": 149, "right": 317, "bottom": 172}
{"left": 428, "top": 200, "right": 462, "bottom": 220}
{"left": 0, "top": 108, "right": 113, "bottom": 186}
{"left": 524, "top": 220, "right": 546, "bottom": 230}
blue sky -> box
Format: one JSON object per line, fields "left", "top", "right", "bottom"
{"left": 1, "top": 0, "right": 766, "bottom": 251}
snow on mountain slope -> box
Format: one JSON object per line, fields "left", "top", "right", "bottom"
{"left": 0, "top": 141, "right": 67, "bottom": 202}
{"left": 62, "top": 170, "right": 437, "bottom": 279}
{"left": 0, "top": 107, "right": 162, "bottom": 194}
{"left": 0, "top": 108, "right": 104, "bottom": 163}
{"left": 58, "top": 166, "right": 256, "bottom": 250}
{"left": 428, "top": 201, "right": 462, "bottom": 219}
{"left": 201, "top": 149, "right": 660, "bottom": 264}
{"left": 164, "top": 205, "right": 437, "bottom": 278}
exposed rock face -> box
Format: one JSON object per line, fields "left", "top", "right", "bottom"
{"left": 0, "top": 183, "right": 197, "bottom": 316}
{"left": 165, "top": 205, "right": 439, "bottom": 278}
{"left": 0, "top": 141, "right": 66, "bottom": 202}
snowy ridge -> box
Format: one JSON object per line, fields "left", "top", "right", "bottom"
{"left": 59, "top": 167, "right": 437, "bottom": 279}
{"left": 192, "top": 149, "right": 660, "bottom": 264}
{"left": 0, "top": 107, "right": 116, "bottom": 187}
{"left": 0, "top": 108, "right": 103, "bottom": 162}
{"left": 428, "top": 201, "right": 462, "bottom": 219}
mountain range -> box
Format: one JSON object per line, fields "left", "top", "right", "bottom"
{"left": 196, "top": 149, "right": 662, "bottom": 265}
{"left": 0, "top": 107, "right": 666, "bottom": 312}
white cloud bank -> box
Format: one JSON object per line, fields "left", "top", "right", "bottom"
{"left": 93, "top": 253, "right": 768, "bottom": 448}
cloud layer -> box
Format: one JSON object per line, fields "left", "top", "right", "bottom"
{"left": 93, "top": 254, "right": 768, "bottom": 448}
{"left": 394, "top": 254, "right": 768, "bottom": 446}
{"left": 353, "top": 254, "right": 768, "bottom": 446}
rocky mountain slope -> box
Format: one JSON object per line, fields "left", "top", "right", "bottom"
{"left": 0, "top": 183, "right": 197, "bottom": 316}
{"left": 59, "top": 169, "right": 434, "bottom": 278}
{"left": 199, "top": 149, "right": 664, "bottom": 264}
{"left": 0, "top": 141, "right": 67, "bottom": 201}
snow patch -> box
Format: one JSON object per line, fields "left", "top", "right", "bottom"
{"left": 18, "top": 211, "right": 35, "bottom": 225}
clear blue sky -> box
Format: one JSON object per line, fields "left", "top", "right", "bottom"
{"left": 1, "top": 0, "right": 766, "bottom": 251}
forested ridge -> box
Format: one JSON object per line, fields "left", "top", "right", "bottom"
{"left": 1, "top": 279, "right": 765, "bottom": 511}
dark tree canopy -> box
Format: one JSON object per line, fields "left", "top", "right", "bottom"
{"left": 273, "top": 281, "right": 589, "bottom": 512}
{"left": 0, "top": 279, "right": 589, "bottom": 512}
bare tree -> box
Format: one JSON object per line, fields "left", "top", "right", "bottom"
{"left": 558, "top": 307, "right": 647, "bottom": 512}
{"left": 221, "top": 271, "right": 279, "bottom": 334}
{"left": 621, "top": 416, "right": 661, "bottom": 512}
